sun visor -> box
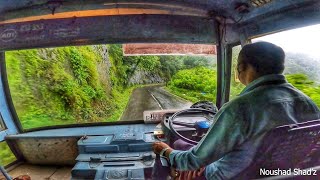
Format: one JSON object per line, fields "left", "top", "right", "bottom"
{"left": 123, "top": 43, "right": 216, "bottom": 56}
{"left": 0, "top": 15, "right": 216, "bottom": 51}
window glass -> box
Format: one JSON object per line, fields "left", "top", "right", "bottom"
{"left": 254, "top": 24, "right": 320, "bottom": 107}
{"left": 230, "top": 24, "right": 320, "bottom": 107}
{"left": 230, "top": 45, "right": 245, "bottom": 100}
{"left": 0, "top": 142, "right": 16, "bottom": 166}
{"left": 6, "top": 45, "right": 217, "bottom": 129}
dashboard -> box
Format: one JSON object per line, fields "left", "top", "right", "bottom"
{"left": 72, "top": 133, "right": 158, "bottom": 179}
{"left": 6, "top": 109, "right": 213, "bottom": 180}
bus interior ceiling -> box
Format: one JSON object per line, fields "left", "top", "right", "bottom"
{"left": 1, "top": 0, "right": 320, "bottom": 179}
{"left": 0, "top": 1, "right": 319, "bottom": 50}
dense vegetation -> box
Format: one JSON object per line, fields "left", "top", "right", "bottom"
{"left": 167, "top": 67, "right": 320, "bottom": 107}
{"left": 165, "top": 46, "right": 242, "bottom": 102}
{"left": 6, "top": 46, "right": 119, "bottom": 129}
{"left": 166, "top": 67, "right": 217, "bottom": 102}
{"left": 166, "top": 46, "right": 320, "bottom": 107}
{"left": 286, "top": 74, "right": 320, "bottom": 106}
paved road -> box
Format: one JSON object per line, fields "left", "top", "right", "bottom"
{"left": 120, "top": 85, "right": 192, "bottom": 121}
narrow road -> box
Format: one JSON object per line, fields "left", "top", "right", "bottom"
{"left": 120, "top": 85, "right": 192, "bottom": 121}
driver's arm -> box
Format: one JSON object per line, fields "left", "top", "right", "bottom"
{"left": 168, "top": 102, "right": 249, "bottom": 171}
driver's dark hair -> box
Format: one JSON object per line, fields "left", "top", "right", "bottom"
{"left": 239, "top": 41, "right": 285, "bottom": 76}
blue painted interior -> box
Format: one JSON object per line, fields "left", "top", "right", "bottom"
{"left": 6, "top": 124, "right": 158, "bottom": 138}
{"left": 70, "top": 126, "right": 159, "bottom": 179}
{"left": 72, "top": 161, "right": 152, "bottom": 179}
{"left": 0, "top": 59, "right": 18, "bottom": 142}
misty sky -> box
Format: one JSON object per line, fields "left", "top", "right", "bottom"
{"left": 254, "top": 24, "right": 320, "bottom": 58}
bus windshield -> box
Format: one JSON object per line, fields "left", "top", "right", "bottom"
{"left": 5, "top": 45, "right": 217, "bottom": 129}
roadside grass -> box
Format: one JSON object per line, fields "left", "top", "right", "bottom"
{"left": 165, "top": 86, "right": 215, "bottom": 103}
{"left": 0, "top": 142, "right": 16, "bottom": 166}
{"left": 20, "top": 113, "right": 76, "bottom": 129}
{"left": 105, "top": 86, "right": 136, "bottom": 122}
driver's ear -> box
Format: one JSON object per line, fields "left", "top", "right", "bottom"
{"left": 234, "top": 66, "right": 240, "bottom": 83}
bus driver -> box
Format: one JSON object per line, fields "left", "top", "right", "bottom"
{"left": 153, "top": 42, "right": 320, "bottom": 180}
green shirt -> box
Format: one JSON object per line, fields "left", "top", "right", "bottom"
{"left": 169, "top": 74, "right": 320, "bottom": 179}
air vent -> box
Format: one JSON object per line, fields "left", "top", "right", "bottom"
{"left": 250, "top": 0, "right": 273, "bottom": 7}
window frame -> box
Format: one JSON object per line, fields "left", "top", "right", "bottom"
{"left": 0, "top": 52, "right": 23, "bottom": 134}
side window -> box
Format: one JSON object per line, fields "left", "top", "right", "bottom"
{"left": 230, "top": 45, "right": 245, "bottom": 100}
{"left": 230, "top": 24, "right": 320, "bottom": 106}
{"left": 254, "top": 24, "right": 320, "bottom": 107}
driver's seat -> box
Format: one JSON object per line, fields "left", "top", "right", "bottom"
{"left": 236, "top": 120, "right": 320, "bottom": 180}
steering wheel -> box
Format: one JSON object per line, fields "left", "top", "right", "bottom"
{"left": 168, "top": 102, "right": 218, "bottom": 145}
{"left": 190, "top": 101, "right": 218, "bottom": 112}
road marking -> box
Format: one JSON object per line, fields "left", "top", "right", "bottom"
{"left": 160, "top": 86, "right": 192, "bottom": 103}
{"left": 148, "top": 90, "right": 163, "bottom": 110}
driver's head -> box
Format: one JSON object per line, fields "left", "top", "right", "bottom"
{"left": 237, "top": 41, "right": 285, "bottom": 85}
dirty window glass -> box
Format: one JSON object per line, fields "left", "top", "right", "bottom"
{"left": 5, "top": 45, "right": 217, "bottom": 129}
{"left": 0, "top": 141, "right": 16, "bottom": 166}
{"left": 253, "top": 24, "right": 320, "bottom": 107}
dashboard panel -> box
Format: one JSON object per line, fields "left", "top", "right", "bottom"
{"left": 73, "top": 134, "right": 158, "bottom": 179}
{"left": 6, "top": 110, "right": 211, "bottom": 179}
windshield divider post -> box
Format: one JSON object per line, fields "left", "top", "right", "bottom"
{"left": 216, "top": 23, "right": 232, "bottom": 109}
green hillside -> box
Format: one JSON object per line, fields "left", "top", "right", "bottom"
{"left": 6, "top": 46, "right": 121, "bottom": 129}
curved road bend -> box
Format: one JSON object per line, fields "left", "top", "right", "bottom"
{"left": 120, "top": 85, "right": 192, "bottom": 121}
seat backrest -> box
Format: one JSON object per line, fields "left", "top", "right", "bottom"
{"left": 236, "top": 120, "right": 320, "bottom": 179}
